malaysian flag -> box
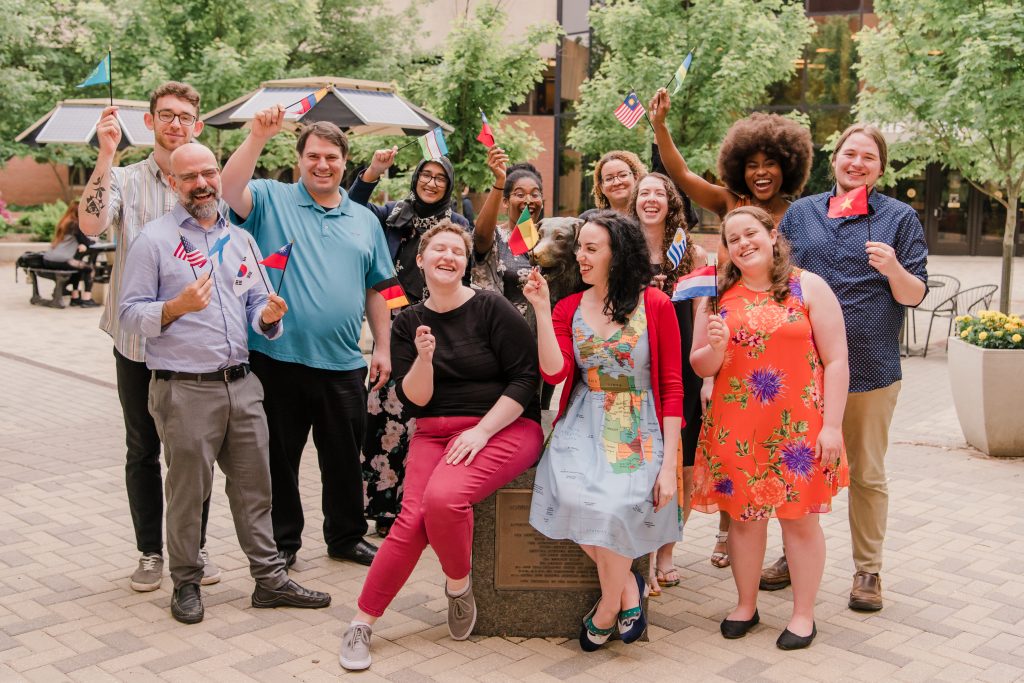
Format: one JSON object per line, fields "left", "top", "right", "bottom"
{"left": 174, "top": 235, "right": 208, "bottom": 268}
{"left": 614, "top": 91, "right": 646, "bottom": 129}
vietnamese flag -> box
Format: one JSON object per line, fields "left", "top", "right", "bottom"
{"left": 508, "top": 207, "right": 538, "bottom": 256}
{"left": 373, "top": 276, "right": 410, "bottom": 309}
{"left": 476, "top": 110, "right": 495, "bottom": 148}
{"left": 828, "top": 184, "right": 869, "bottom": 219}
{"left": 259, "top": 242, "right": 292, "bottom": 270}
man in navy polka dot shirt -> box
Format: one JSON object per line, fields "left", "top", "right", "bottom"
{"left": 766, "top": 124, "right": 928, "bottom": 613}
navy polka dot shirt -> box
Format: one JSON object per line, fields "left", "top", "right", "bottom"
{"left": 780, "top": 188, "right": 929, "bottom": 393}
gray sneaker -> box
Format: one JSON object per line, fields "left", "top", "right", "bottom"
{"left": 199, "top": 547, "right": 221, "bottom": 585}
{"left": 130, "top": 553, "right": 163, "bottom": 592}
{"left": 445, "top": 578, "right": 477, "bottom": 641}
{"left": 339, "top": 624, "right": 372, "bottom": 671}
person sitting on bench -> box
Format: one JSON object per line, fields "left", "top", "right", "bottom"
{"left": 43, "top": 200, "right": 98, "bottom": 307}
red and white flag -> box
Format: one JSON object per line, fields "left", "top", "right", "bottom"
{"left": 174, "top": 235, "right": 208, "bottom": 268}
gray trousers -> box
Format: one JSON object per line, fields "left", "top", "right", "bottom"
{"left": 148, "top": 372, "right": 288, "bottom": 590}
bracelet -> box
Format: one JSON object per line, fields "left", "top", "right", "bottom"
{"left": 492, "top": 184, "right": 505, "bottom": 191}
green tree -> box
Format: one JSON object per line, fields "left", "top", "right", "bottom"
{"left": 855, "top": 0, "right": 1024, "bottom": 313}
{"left": 568, "top": 0, "right": 813, "bottom": 174}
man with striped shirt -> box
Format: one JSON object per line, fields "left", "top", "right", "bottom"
{"left": 79, "top": 81, "right": 220, "bottom": 592}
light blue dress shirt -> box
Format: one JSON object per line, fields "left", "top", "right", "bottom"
{"left": 118, "top": 204, "right": 282, "bottom": 372}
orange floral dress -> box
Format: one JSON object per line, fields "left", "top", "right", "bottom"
{"left": 692, "top": 269, "right": 848, "bottom": 521}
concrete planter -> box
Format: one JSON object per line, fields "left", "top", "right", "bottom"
{"left": 947, "top": 337, "right": 1024, "bottom": 457}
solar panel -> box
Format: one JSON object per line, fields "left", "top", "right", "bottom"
{"left": 118, "top": 108, "right": 154, "bottom": 146}
{"left": 336, "top": 89, "right": 428, "bottom": 129}
{"left": 228, "top": 88, "right": 320, "bottom": 121}
{"left": 34, "top": 106, "right": 101, "bottom": 144}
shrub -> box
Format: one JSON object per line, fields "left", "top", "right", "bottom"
{"left": 15, "top": 201, "right": 67, "bottom": 242}
{"left": 955, "top": 311, "right": 1024, "bottom": 350}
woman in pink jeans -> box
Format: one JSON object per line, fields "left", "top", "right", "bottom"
{"left": 340, "top": 221, "right": 543, "bottom": 671}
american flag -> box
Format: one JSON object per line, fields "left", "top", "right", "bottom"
{"left": 174, "top": 235, "right": 208, "bottom": 268}
{"left": 614, "top": 92, "right": 646, "bottom": 129}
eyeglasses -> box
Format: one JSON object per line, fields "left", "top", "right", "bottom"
{"left": 601, "top": 171, "right": 633, "bottom": 186}
{"left": 511, "top": 191, "right": 543, "bottom": 201}
{"left": 417, "top": 172, "right": 449, "bottom": 187}
{"left": 156, "top": 110, "right": 198, "bottom": 126}
{"left": 175, "top": 169, "right": 219, "bottom": 183}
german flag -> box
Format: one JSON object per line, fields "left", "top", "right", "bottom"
{"left": 373, "top": 276, "right": 410, "bottom": 310}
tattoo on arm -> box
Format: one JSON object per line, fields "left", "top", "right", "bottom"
{"left": 84, "top": 186, "right": 106, "bottom": 217}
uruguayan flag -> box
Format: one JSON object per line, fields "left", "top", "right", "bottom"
{"left": 666, "top": 227, "right": 687, "bottom": 269}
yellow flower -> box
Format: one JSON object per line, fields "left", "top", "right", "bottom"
{"left": 995, "top": 330, "right": 1004, "bottom": 338}
{"left": 961, "top": 330, "right": 970, "bottom": 338}
{"left": 966, "top": 326, "right": 974, "bottom": 334}
{"left": 1013, "top": 334, "right": 1023, "bottom": 343}
{"left": 979, "top": 332, "right": 988, "bottom": 341}
{"left": 1005, "top": 323, "right": 1016, "bottom": 331}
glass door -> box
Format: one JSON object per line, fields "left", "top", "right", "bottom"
{"left": 927, "top": 166, "right": 970, "bottom": 255}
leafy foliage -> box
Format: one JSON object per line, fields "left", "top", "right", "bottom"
{"left": 568, "top": 0, "right": 813, "bottom": 174}
{"left": 955, "top": 311, "right": 1024, "bottom": 350}
{"left": 855, "top": 0, "right": 1024, "bottom": 311}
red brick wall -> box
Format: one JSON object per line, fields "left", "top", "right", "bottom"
{"left": 0, "top": 157, "right": 69, "bottom": 206}
{"left": 504, "top": 114, "right": 556, "bottom": 217}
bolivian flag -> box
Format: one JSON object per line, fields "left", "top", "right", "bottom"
{"left": 508, "top": 207, "right": 538, "bottom": 256}
{"left": 373, "top": 276, "right": 410, "bottom": 310}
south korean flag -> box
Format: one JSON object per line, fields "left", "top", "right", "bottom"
{"left": 232, "top": 254, "right": 259, "bottom": 296}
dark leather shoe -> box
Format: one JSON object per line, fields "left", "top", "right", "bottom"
{"left": 328, "top": 540, "right": 378, "bottom": 567}
{"left": 277, "top": 549, "right": 297, "bottom": 570}
{"left": 777, "top": 623, "right": 817, "bottom": 650}
{"left": 251, "top": 579, "right": 331, "bottom": 609}
{"left": 760, "top": 555, "right": 791, "bottom": 591}
{"left": 849, "top": 571, "right": 883, "bottom": 611}
{"left": 171, "top": 583, "right": 203, "bottom": 624}
{"left": 720, "top": 609, "right": 759, "bottom": 639}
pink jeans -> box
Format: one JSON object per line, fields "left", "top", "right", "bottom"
{"left": 357, "top": 415, "right": 542, "bottom": 617}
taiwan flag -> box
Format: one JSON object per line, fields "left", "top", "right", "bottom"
{"left": 232, "top": 254, "right": 259, "bottom": 296}
{"left": 476, "top": 111, "right": 495, "bottom": 148}
{"left": 260, "top": 242, "right": 292, "bottom": 270}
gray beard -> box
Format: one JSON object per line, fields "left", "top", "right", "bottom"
{"left": 185, "top": 197, "right": 218, "bottom": 221}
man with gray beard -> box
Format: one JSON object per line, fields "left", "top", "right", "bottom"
{"left": 119, "top": 143, "right": 332, "bottom": 624}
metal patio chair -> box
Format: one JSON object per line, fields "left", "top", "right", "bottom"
{"left": 922, "top": 283, "right": 998, "bottom": 357}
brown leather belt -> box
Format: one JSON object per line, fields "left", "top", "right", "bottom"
{"left": 153, "top": 364, "right": 250, "bottom": 383}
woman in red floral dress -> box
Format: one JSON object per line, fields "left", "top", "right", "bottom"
{"left": 691, "top": 206, "right": 849, "bottom": 650}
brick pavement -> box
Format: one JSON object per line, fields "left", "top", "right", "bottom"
{"left": 1, "top": 258, "right": 1023, "bottom": 682}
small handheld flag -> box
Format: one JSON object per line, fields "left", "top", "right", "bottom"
{"left": 666, "top": 227, "right": 687, "bottom": 269}
{"left": 671, "top": 52, "right": 694, "bottom": 95}
{"left": 287, "top": 87, "right": 330, "bottom": 115}
{"left": 476, "top": 110, "right": 495, "bottom": 148}
{"left": 671, "top": 265, "right": 717, "bottom": 302}
{"left": 77, "top": 54, "right": 111, "bottom": 89}
{"left": 418, "top": 127, "right": 449, "bottom": 161}
{"left": 174, "top": 235, "right": 208, "bottom": 269}
{"left": 232, "top": 254, "right": 260, "bottom": 296}
{"left": 614, "top": 92, "right": 647, "bottom": 130}
{"left": 259, "top": 243, "right": 292, "bottom": 270}
{"left": 373, "top": 276, "right": 410, "bottom": 310}
{"left": 508, "top": 207, "right": 538, "bottom": 256}
{"left": 828, "top": 184, "right": 869, "bottom": 219}
{"left": 208, "top": 233, "right": 231, "bottom": 266}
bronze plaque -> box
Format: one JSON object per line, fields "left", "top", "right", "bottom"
{"left": 494, "top": 489, "right": 600, "bottom": 590}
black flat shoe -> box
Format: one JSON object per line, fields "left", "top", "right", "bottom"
{"left": 777, "top": 623, "right": 816, "bottom": 650}
{"left": 171, "top": 583, "right": 203, "bottom": 624}
{"left": 251, "top": 579, "right": 331, "bottom": 608}
{"left": 328, "top": 540, "right": 378, "bottom": 566}
{"left": 720, "top": 609, "right": 759, "bottom": 639}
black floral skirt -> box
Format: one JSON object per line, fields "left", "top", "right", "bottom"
{"left": 361, "top": 379, "right": 414, "bottom": 526}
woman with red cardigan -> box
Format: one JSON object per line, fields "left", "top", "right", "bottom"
{"left": 524, "top": 210, "right": 683, "bottom": 652}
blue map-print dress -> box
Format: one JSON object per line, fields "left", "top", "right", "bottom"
{"left": 530, "top": 300, "right": 682, "bottom": 558}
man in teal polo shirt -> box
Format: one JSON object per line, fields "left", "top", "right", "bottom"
{"left": 222, "top": 106, "right": 392, "bottom": 568}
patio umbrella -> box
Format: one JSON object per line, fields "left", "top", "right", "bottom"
{"left": 15, "top": 99, "right": 153, "bottom": 149}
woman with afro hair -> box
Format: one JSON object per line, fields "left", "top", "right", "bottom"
{"left": 648, "top": 88, "right": 813, "bottom": 229}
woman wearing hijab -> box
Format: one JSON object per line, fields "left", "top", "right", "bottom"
{"left": 348, "top": 148, "right": 472, "bottom": 538}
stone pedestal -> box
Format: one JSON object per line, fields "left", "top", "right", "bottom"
{"left": 471, "top": 466, "right": 649, "bottom": 639}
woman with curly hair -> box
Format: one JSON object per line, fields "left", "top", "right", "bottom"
{"left": 648, "top": 88, "right": 812, "bottom": 228}
{"left": 690, "top": 206, "right": 848, "bottom": 650}
{"left": 629, "top": 173, "right": 712, "bottom": 592}
{"left": 581, "top": 150, "right": 648, "bottom": 219}
{"left": 524, "top": 210, "right": 683, "bottom": 651}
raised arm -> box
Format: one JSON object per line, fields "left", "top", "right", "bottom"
{"left": 473, "top": 146, "right": 509, "bottom": 256}
{"left": 79, "top": 107, "right": 122, "bottom": 237}
{"left": 221, "top": 105, "right": 285, "bottom": 221}
{"left": 802, "top": 271, "right": 849, "bottom": 462}
{"left": 648, "top": 88, "right": 733, "bottom": 218}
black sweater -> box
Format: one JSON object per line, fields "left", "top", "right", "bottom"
{"left": 391, "top": 289, "right": 541, "bottom": 423}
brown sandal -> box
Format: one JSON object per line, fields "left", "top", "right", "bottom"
{"left": 710, "top": 531, "right": 730, "bottom": 568}
{"left": 656, "top": 567, "right": 681, "bottom": 587}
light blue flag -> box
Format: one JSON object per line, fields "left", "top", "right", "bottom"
{"left": 666, "top": 227, "right": 687, "bottom": 269}
{"left": 208, "top": 233, "right": 231, "bottom": 266}
{"left": 77, "top": 55, "right": 110, "bottom": 89}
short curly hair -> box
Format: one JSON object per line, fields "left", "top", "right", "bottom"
{"left": 591, "top": 150, "right": 648, "bottom": 209}
{"left": 716, "top": 113, "right": 813, "bottom": 198}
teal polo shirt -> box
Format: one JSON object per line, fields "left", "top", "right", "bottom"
{"left": 233, "top": 179, "right": 393, "bottom": 371}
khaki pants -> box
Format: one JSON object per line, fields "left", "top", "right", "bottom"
{"left": 843, "top": 381, "right": 901, "bottom": 574}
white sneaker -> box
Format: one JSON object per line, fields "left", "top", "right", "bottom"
{"left": 199, "top": 547, "right": 221, "bottom": 585}
{"left": 130, "top": 553, "right": 163, "bottom": 592}
{"left": 339, "top": 624, "right": 372, "bottom": 671}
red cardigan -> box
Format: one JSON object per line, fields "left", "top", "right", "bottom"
{"left": 544, "top": 287, "right": 684, "bottom": 431}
